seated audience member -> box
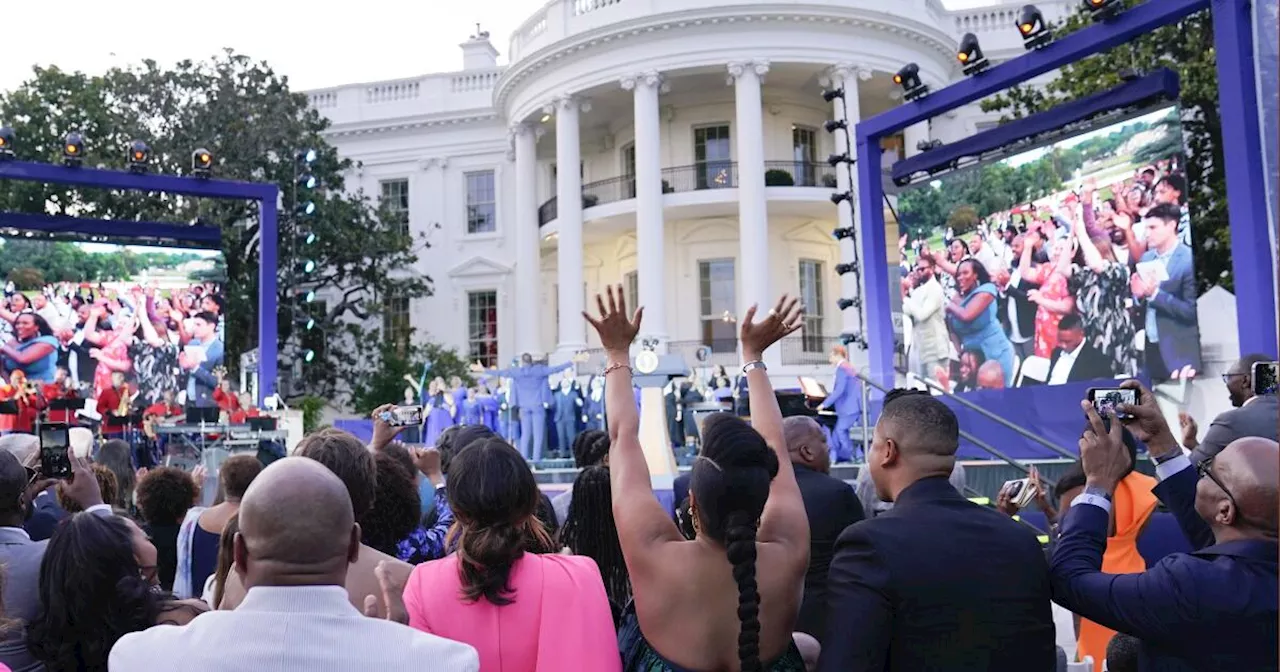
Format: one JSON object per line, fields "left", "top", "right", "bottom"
{"left": 975, "top": 360, "right": 1006, "bottom": 390}
{"left": 820, "top": 389, "right": 1055, "bottom": 671}
{"left": 554, "top": 429, "right": 609, "bottom": 523}
{"left": 1183, "top": 353, "right": 1278, "bottom": 464}
{"left": 590, "top": 289, "right": 810, "bottom": 670}
{"left": 29, "top": 512, "right": 208, "bottom": 671}
{"left": 1104, "top": 634, "right": 1140, "bottom": 672}
{"left": 361, "top": 452, "right": 421, "bottom": 558}
{"left": 559, "top": 465, "right": 631, "bottom": 624}
{"left": 402, "top": 438, "right": 620, "bottom": 671}
{"left": 109, "top": 457, "right": 480, "bottom": 672}
{"left": 219, "top": 428, "right": 413, "bottom": 619}
{"left": 1047, "top": 313, "right": 1114, "bottom": 384}
{"left": 368, "top": 406, "right": 449, "bottom": 522}
{"left": 1052, "top": 380, "right": 1278, "bottom": 671}
{"left": 136, "top": 466, "right": 201, "bottom": 591}
{"left": 176, "top": 455, "right": 261, "bottom": 599}
{"left": 381, "top": 443, "right": 453, "bottom": 563}
{"left": 782, "top": 416, "right": 864, "bottom": 643}
{"left": 203, "top": 513, "right": 238, "bottom": 608}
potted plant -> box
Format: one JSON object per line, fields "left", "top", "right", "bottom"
{"left": 765, "top": 169, "right": 795, "bottom": 186}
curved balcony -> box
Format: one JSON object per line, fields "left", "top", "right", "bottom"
{"left": 538, "top": 161, "right": 838, "bottom": 226}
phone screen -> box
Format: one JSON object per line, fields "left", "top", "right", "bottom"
{"left": 1089, "top": 388, "right": 1137, "bottom": 420}
{"left": 1253, "top": 361, "right": 1279, "bottom": 396}
{"left": 381, "top": 405, "right": 423, "bottom": 428}
{"left": 39, "top": 425, "right": 72, "bottom": 479}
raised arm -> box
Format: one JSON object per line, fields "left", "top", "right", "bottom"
{"left": 585, "top": 285, "right": 683, "bottom": 564}
{"left": 741, "top": 296, "right": 809, "bottom": 554}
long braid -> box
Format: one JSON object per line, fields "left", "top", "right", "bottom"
{"left": 725, "top": 510, "right": 762, "bottom": 672}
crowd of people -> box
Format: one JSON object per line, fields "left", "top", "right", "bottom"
{"left": 900, "top": 161, "right": 1201, "bottom": 394}
{"left": 0, "top": 281, "right": 228, "bottom": 435}
{"left": 0, "top": 285, "right": 1274, "bottom": 672}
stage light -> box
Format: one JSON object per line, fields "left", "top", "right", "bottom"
{"left": 1083, "top": 0, "right": 1122, "bottom": 22}
{"left": 957, "top": 33, "right": 990, "bottom": 76}
{"left": 836, "top": 262, "right": 858, "bottom": 275}
{"left": 1018, "top": 5, "right": 1053, "bottom": 50}
{"left": 63, "top": 132, "right": 84, "bottom": 167}
{"left": 295, "top": 201, "right": 317, "bottom": 217}
{"left": 824, "top": 119, "right": 847, "bottom": 134}
{"left": 303, "top": 349, "right": 316, "bottom": 363}
{"left": 298, "top": 148, "right": 318, "bottom": 165}
{"left": 297, "top": 173, "right": 318, "bottom": 190}
{"left": 821, "top": 88, "right": 844, "bottom": 103}
{"left": 191, "top": 148, "right": 213, "bottom": 177}
{"left": 894, "top": 63, "right": 929, "bottom": 102}
{"left": 0, "top": 127, "right": 13, "bottom": 160}
{"left": 827, "top": 153, "right": 853, "bottom": 166}
{"left": 837, "top": 297, "right": 861, "bottom": 311}
{"left": 830, "top": 192, "right": 852, "bottom": 206}
{"left": 127, "top": 140, "right": 150, "bottom": 174}
{"left": 298, "top": 259, "right": 317, "bottom": 275}
{"left": 304, "top": 317, "right": 316, "bottom": 331}
{"left": 302, "top": 231, "right": 318, "bottom": 245}
{"left": 917, "top": 139, "right": 944, "bottom": 153}
{"left": 832, "top": 227, "right": 854, "bottom": 240}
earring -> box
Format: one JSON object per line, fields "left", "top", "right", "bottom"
{"left": 690, "top": 505, "right": 702, "bottom": 536}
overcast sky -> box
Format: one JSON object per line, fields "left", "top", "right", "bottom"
{"left": 1, "top": 0, "right": 992, "bottom": 94}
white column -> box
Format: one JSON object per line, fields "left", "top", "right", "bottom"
{"left": 622, "top": 71, "right": 667, "bottom": 347}
{"left": 511, "top": 124, "right": 541, "bottom": 356}
{"left": 549, "top": 95, "right": 589, "bottom": 357}
{"left": 826, "top": 64, "right": 873, "bottom": 337}
{"left": 904, "top": 121, "right": 930, "bottom": 158}
{"left": 728, "top": 59, "right": 772, "bottom": 362}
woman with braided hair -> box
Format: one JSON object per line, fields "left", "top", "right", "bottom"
{"left": 559, "top": 465, "right": 630, "bottom": 625}
{"left": 586, "top": 286, "right": 809, "bottom": 671}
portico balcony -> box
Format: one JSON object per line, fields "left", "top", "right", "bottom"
{"left": 538, "top": 160, "right": 839, "bottom": 225}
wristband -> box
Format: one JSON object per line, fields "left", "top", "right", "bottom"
{"left": 1152, "top": 450, "right": 1183, "bottom": 465}
{"left": 742, "top": 361, "right": 767, "bottom": 374}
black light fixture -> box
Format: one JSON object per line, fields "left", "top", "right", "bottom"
{"left": 1083, "top": 0, "right": 1122, "bottom": 22}
{"left": 302, "top": 231, "right": 318, "bottom": 245}
{"left": 894, "top": 63, "right": 929, "bottom": 102}
{"left": 840, "top": 333, "right": 858, "bottom": 346}
{"left": 0, "top": 127, "right": 13, "bottom": 160}
{"left": 837, "top": 297, "right": 861, "bottom": 311}
{"left": 191, "top": 148, "right": 213, "bottom": 177}
{"left": 821, "top": 87, "right": 844, "bottom": 103}
{"left": 297, "top": 259, "right": 317, "bottom": 275}
{"left": 917, "top": 139, "right": 944, "bottom": 152}
{"left": 957, "top": 33, "right": 990, "bottom": 76}
{"left": 830, "top": 192, "right": 852, "bottom": 206}
{"left": 127, "top": 140, "right": 150, "bottom": 174}
{"left": 824, "top": 119, "right": 847, "bottom": 133}
{"left": 827, "top": 153, "right": 853, "bottom": 166}
{"left": 297, "top": 288, "right": 317, "bottom": 303}
{"left": 832, "top": 227, "right": 854, "bottom": 240}
{"left": 62, "top": 131, "right": 84, "bottom": 167}
{"left": 1018, "top": 5, "right": 1053, "bottom": 50}
{"left": 835, "top": 262, "right": 858, "bottom": 275}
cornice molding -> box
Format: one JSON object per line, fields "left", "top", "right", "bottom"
{"left": 495, "top": 6, "right": 960, "bottom": 114}
{"left": 323, "top": 112, "right": 501, "bottom": 138}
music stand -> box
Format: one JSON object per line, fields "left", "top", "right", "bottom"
{"left": 0, "top": 401, "right": 17, "bottom": 417}
{"left": 48, "top": 398, "right": 86, "bottom": 416}
{"left": 106, "top": 412, "right": 145, "bottom": 436}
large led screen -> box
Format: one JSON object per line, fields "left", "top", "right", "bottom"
{"left": 894, "top": 105, "right": 1200, "bottom": 392}
{"left": 0, "top": 235, "right": 226, "bottom": 407}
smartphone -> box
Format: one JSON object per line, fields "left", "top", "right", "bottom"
{"left": 39, "top": 423, "right": 72, "bottom": 480}
{"left": 1087, "top": 387, "right": 1138, "bottom": 420}
{"left": 380, "top": 405, "right": 423, "bottom": 428}
{"left": 1252, "top": 361, "right": 1279, "bottom": 396}
{"left": 1001, "top": 478, "right": 1038, "bottom": 509}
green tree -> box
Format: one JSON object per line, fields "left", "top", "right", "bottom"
{"left": 340, "top": 327, "right": 473, "bottom": 415}
{"left": 981, "top": 2, "right": 1227, "bottom": 291}
{"left": 945, "top": 205, "right": 982, "bottom": 236}
{"left": 0, "top": 52, "right": 435, "bottom": 401}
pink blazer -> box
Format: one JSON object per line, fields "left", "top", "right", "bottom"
{"left": 403, "top": 553, "right": 621, "bottom": 672}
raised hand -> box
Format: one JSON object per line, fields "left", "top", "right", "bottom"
{"left": 1078, "top": 400, "right": 1129, "bottom": 494}
{"left": 583, "top": 284, "right": 642, "bottom": 355}
{"left": 1178, "top": 411, "right": 1199, "bottom": 449}
{"left": 739, "top": 295, "right": 803, "bottom": 362}
{"left": 1114, "top": 379, "right": 1178, "bottom": 456}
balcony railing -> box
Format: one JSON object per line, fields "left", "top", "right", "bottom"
{"left": 538, "top": 161, "right": 837, "bottom": 226}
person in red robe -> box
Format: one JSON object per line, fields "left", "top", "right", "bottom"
{"left": 95, "top": 371, "right": 133, "bottom": 437}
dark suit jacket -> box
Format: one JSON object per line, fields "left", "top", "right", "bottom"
{"left": 1139, "top": 245, "right": 1201, "bottom": 372}
{"left": 794, "top": 464, "right": 864, "bottom": 642}
{"left": 1048, "top": 343, "right": 1114, "bottom": 383}
{"left": 998, "top": 274, "right": 1040, "bottom": 339}
{"left": 1051, "top": 462, "right": 1278, "bottom": 671}
{"left": 818, "top": 477, "right": 1056, "bottom": 671}
{"left": 1189, "top": 394, "right": 1279, "bottom": 465}
{"left": 24, "top": 487, "right": 66, "bottom": 542}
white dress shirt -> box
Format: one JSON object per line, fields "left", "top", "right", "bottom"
{"left": 1048, "top": 342, "right": 1084, "bottom": 385}
{"left": 108, "top": 585, "right": 479, "bottom": 672}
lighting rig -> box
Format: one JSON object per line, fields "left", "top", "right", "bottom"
{"left": 1018, "top": 5, "right": 1054, "bottom": 50}
{"left": 291, "top": 148, "right": 321, "bottom": 367}
{"left": 820, "top": 82, "right": 869, "bottom": 350}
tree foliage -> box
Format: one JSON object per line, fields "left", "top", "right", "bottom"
{"left": 0, "top": 51, "right": 437, "bottom": 401}
{"left": 341, "top": 328, "right": 474, "bottom": 415}
{"left": 980, "top": 3, "right": 1228, "bottom": 292}
{"left": 0, "top": 239, "right": 202, "bottom": 288}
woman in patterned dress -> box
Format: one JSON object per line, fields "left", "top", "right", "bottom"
{"left": 1019, "top": 233, "right": 1076, "bottom": 358}
{"left": 1072, "top": 221, "right": 1140, "bottom": 376}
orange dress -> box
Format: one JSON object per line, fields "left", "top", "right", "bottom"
{"left": 1076, "top": 471, "right": 1158, "bottom": 671}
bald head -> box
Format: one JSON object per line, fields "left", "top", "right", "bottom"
{"left": 976, "top": 361, "right": 1005, "bottom": 390}
{"left": 783, "top": 416, "right": 829, "bottom": 472}
{"left": 1211, "top": 437, "right": 1279, "bottom": 537}
{"left": 235, "top": 457, "right": 360, "bottom": 587}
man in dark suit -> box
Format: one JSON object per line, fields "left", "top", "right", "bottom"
{"left": 1047, "top": 313, "right": 1114, "bottom": 384}
{"left": 783, "top": 416, "right": 864, "bottom": 642}
{"left": 1055, "top": 381, "right": 1277, "bottom": 671}
{"left": 1131, "top": 203, "right": 1200, "bottom": 379}
{"left": 819, "top": 390, "right": 1055, "bottom": 671}
{"left": 994, "top": 234, "right": 1040, "bottom": 360}
{"left": 1184, "top": 353, "right": 1279, "bottom": 465}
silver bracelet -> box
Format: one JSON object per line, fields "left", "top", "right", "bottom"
{"left": 742, "top": 360, "right": 767, "bottom": 374}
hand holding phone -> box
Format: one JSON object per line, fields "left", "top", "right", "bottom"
{"left": 39, "top": 424, "right": 72, "bottom": 480}
{"left": 1087, "top": 387, "right": 1138, "bottom": 421}
{"left": 379, "top": 405, "right": 423, "bottom": 428}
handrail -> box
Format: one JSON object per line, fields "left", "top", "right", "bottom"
{"left": 853, "top": 370, "right": 1048, "bottom": 483}
{"left": 905, "top": 372, "right": 1078, "bottom": 460}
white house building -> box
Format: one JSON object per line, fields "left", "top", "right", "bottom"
{"left": 306, "top": 0, "right": 1076, "bottom": 378}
